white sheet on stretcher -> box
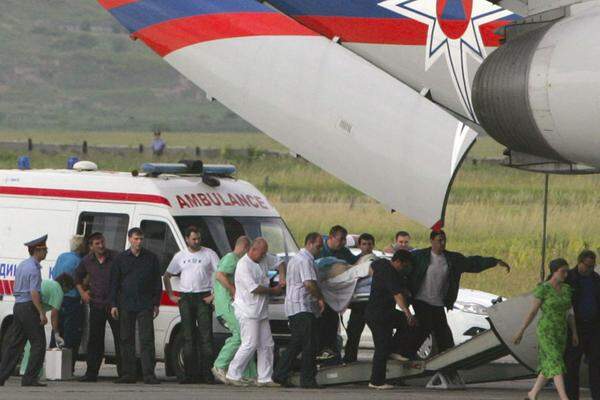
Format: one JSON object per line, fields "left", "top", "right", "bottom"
{"left": 318, "top": 256, "right": 373, "bottom": 313}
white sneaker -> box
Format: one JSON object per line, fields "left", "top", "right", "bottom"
{"left": 226, "top": 377, "right": 250, "bottom": 387}
{"left": 211, "top": 367, "right": 227, "bottom": 384}
{"left": 389, "top": 353, "right": 410, "bottom": 362}
{"left": 369, "top": 383, "right": 395, "bottom": 390}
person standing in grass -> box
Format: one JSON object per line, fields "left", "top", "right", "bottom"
{"left": 513, "top": 258, "right": 578, "bottom": 400}
{"left": 151, "top": 130, "right": 166, "bottom": 156}
{"left": 211, "top": 236, "right": 256, "bottom": 384}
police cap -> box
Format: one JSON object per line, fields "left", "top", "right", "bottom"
{"left": 24, "top": 235, "right": 48, "bottom": 248}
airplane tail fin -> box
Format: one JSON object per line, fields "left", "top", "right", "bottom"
{"left": 265, "top": 0, "right": 518, "bottom": 123}
{"left": 96, "top": 0, "right": 478, "bottom": 228}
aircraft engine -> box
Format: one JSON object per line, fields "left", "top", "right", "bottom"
{"left": 472, "top": 2, "right": 600, "bottom": 167}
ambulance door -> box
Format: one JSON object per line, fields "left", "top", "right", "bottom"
{"left": 75, "top": 202, "right": 133, "bottom": 358}
{"left": 132, "top": 214, "right": 183, "bottom": 361}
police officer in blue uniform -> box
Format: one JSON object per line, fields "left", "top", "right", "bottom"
{"left": 0, "top": 235, "right": 49, "bottom": 387}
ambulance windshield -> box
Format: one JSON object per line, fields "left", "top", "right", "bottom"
{"left": 174, "top": 216, "right": 298, "bottom": 261}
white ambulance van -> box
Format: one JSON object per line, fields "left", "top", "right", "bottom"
{"left": 0, "top": 161, "right": 295, "bottom": 377}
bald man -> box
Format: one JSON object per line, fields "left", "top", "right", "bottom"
{"left": 225, "top": 239, "right": 283, "bottom": 387}
{"left": 212, "top": 236, "right": 256, "bottom": 383}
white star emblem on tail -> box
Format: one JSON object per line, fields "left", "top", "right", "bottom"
{"left": 378, "top": 0, "right": 512, "bottom": 120}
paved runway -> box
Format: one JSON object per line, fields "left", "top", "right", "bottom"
{"left": 0, "top": 363, "right": 592, "bottom": 400}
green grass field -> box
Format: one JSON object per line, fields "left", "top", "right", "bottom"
{"left": 1, "top": 133, "right": 598, "bottom": 297}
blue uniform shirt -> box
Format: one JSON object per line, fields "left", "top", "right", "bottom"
{"left": 13, "top": 257, "right": 42, "bottom": 303}
{"left": 51, "top": 251, "right": 82, "bottom": 298}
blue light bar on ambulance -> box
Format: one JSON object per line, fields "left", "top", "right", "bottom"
{"left": 202, "top": 164, "right": 236, "bottom": 176}
{"left": 141, "top": 163, "right": 189, "bottom": 175}
{"left": 141, "top": 163, "right": 236, "bottom": 176}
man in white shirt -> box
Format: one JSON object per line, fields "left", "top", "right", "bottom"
{"left": 164, "top": 226, "right": 220, "bottom": 384}
{"left": 273, "top": 233, "right": 325, "bottom": 388}
{"left": 225, "top": 238, "right": 283, "bottom": 387}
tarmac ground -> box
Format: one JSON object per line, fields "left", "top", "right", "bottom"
{"left": 0, "top": 363, "right": 592, "bottom": 400}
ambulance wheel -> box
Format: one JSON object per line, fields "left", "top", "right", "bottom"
{"left": 167, "top": 330, "right": 186, "bottom": 379}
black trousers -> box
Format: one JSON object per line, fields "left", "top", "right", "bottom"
{"left": 565, "top": 321, "right": 600, "bottom": 400}
{"left": 411, "top": 300, "right": 454, "bottom": 355}
{"left": 366, "top": 310, "right": 408, "bottom": 386}
{"left": 274, "top": 312, "right": 318, "bottom": 386}
{"left": 343, "top": 302, "right": 367, "bottom": 363}
{"left": 85, "top": 305, "right": 122, "bottom": 378}
{"left": 119, "top": 309, "right": 155, "bottom": 380}
{"left": 318, "top": 304, "right": 340, "bottom": 356}
{"left": 178, "top": 292, "right": 214, "bottom": 382}
{"left": 0, "top": 302, "right": 46, "bottom": 385}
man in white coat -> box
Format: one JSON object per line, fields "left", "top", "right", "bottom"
{"left": 226, "top": 238, "right": 283, "bottom": 387}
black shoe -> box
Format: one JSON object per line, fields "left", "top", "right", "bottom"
{"left": 114, "top": 376, "right": 136, "bottom": 384}
{"left": 79, "top": 375, "right": 98, "bottom": 382}
{"left": 273, "top": 377, "right": 294, "bottom": 388}
{"left": 144, "top": 377, "right": 161, "bottom": 385}
{"left": 22, "top": 381, "right": 47, "bottom": 387}
{"left": 178, "top": 377, "right": 195, "bottom": 384}
{"left": 301, "top": 382, "right": 323, "bottom": 389}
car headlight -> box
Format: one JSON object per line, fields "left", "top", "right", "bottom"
{"left": 454, "top": 301, "right": 489, "bottom": 315}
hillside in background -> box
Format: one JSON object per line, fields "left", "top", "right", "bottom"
{"left": 0, "top": 0, "right": 254, "bottom": 132}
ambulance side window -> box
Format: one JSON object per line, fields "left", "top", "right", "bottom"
{"left": 140, "top": 220, "right": 179, "bottom": 274}
{"left": 77, "top": 212, "right": 129, "bottom": 251}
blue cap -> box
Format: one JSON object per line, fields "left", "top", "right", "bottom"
{"left": 24, "top": 235, "right": 48, "bottom": 248}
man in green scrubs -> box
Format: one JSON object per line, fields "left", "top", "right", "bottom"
{"left": 20, "top": 274, "right": 75, "bottom": 376}
{"left": 211, "top": 236, "right": 256, "bottom": 383}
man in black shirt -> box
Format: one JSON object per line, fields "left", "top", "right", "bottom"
{"left": 564, "top": 250, "right": 600, "bottom": 400}
{"left": 110, "top": 227, "right": 162, "bottom": 384}
{"left": 365, "top": 250, "right": 415, "bottom": 390}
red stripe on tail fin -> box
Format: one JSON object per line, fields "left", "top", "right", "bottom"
{"left": 98, "top": 0, "right": 138, "bottom": 10}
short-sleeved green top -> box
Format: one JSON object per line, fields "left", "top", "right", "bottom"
{"left": 213, "top": 252, "right": 239, "bottom": 317}
{"left": 41, "top": 280, "right": 64, "bottom": 312}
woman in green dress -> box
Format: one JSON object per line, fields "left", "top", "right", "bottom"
{"left": 513, "top": 258, "right": 579, "bottom": 400}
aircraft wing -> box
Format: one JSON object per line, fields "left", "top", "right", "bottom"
{"left": 97, "top": 0, "right": 477, "bottom": 228}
